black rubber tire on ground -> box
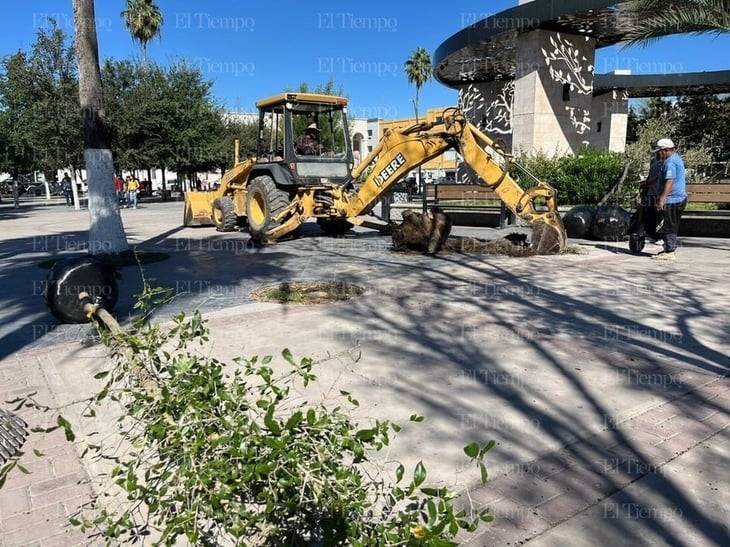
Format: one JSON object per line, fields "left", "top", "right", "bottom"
{"left": 45, "top": 256, "right": 119, "bottom": 324}
{"left": 212, "top": 196, "right": 237, "bottom": 232}
{"left": 629, "top": 234, "right": 645, "bottom": 254}
{"left": 246, "top": 175, "right": 290, "bottom": 240}
{"left": 317, "top": 218, "right": 353, "bottom": 237}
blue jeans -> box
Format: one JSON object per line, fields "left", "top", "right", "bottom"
{"left": 128, "top": 191, "right": 137, "bottom": 208}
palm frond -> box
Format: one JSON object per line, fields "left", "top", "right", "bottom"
{"left": 622, "top": 0, "right": 730, "bottom": 47}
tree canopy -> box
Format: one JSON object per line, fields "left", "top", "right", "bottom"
{"left": 404, "top": 47, "right": 432, "bottom": 121}
{"left": 0, "top": 21, "right": 81, "bottom": 180}
{"left": 120, "top": 0, "right": 164, "bottom": 64}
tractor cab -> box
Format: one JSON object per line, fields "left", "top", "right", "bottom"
{"left": 255, "top": 93, "right": 354, "bottom": 187}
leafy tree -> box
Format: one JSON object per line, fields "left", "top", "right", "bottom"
{"left": 120, "top": 0, "right": 164, "bottom": 64}
{"left": 27, "top": 22, "right": 83, "bottom": 180}
{"left": 102, "top": 59, "right": 229, "bottom": 190}
{"left": 0, "top": 51, "right": 36, "bottom": 206}
{"left": 0, "top": 22, "right": 81, "bottom": 203}
{"left": 628, "top": 94, "right": 724, "bottom": 177}
{"left": 73, "top": 0, "right": 131, "bottom": 260}
{"left": 622, "top": 0, "right": 730, "bottom": 46}
{"left": 404, "top": 47, "right": 432, "bottom": 122}
{"left": 217, "top": 115, "right": 259, "bottom": 169}
{"left": 296, "top": 78, "right": 347, "bottom": 98}
{"left": 675, "top": 94, "right": 730, "bottom": 167}
{"left": 159, "top": 62, "right": 226, "bottom": 186}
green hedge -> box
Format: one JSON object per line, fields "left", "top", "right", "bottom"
{"left": 518, "top": 148, "right": 630, "bottom": 206}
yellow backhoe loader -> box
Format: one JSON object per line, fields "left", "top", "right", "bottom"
{"left": 183, "top": 93, "right": 567, "bottom": 254}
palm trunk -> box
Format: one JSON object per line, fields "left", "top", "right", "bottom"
{"left": 73, "top": 0, "right": 131, "bottom": 261}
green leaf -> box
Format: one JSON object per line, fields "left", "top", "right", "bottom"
{"left": 93, "top": 371, "right": 110, "bottom": 379}
{"left": 281, "top": 348, "right": 294, "bottom": 365}
{"left": 57, "top": 415, "right": 75, "bottom": 442}
{"left": 355, "top": 428, "right": 375, "bottom": 441}
{"left": 479, "top": 462, "right": 489, "bottom": 484}
{"left": 264, "top": 407, "right": 281, "bottom": 435}
{"left": 482, "top": 439, "right": 496, "bottom": 454}
{"left": 413, "top": 461, "right": 427, "bottom": 487}
{"left": 32, "top": 448, "right": 44, "bottom": 457}
{"left": 395, "top": 464, "right": 404, "bottom": 483}
{"left": 427, "top": 498, "right": 438, "bottom": 523}
{"left": 410, "top": 414, "right": 425, "bottom": 423}
{"left": 285, "top": 411, "right": 303, "bottom": 430}
{"left": 463, "top": 442, "right": 479, "bottom": 458}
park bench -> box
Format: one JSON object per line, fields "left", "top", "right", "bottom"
{"left": 424, "top": 183, "right": 512, "bottom": 228}
{"left": 425, "top": 183, "right": 499, "bottom": 204}
{"left": 678, "top": 181, "right": 730, "bottom": 237}
{"left": 685, "top": 182, "right": 730, "bottom": 205}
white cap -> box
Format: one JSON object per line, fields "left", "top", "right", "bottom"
{"left": 655, "top": 138, "right": 675, "bottom": 150}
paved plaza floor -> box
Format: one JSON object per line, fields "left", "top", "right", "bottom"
{"left": 0, "top": 199, "right": 728, "bottom": 546}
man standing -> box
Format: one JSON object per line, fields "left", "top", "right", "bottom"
{"left": 114, "top": 174, "right": 125, "bottom": 206}
{"left": 61, "top": 172, "right": 73, "bottom": 206}
{"left": 652, "top": 138, "right": 687, "bottom": 261}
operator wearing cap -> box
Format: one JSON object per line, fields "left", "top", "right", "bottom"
{"left": 296, "top": 122, "right": 323, "bottom": 155}
{"left": 652, "top": 138, "right": 687, "bottom": 261}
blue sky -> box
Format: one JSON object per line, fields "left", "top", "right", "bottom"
{"left": 3, "top": 1, "right": 730, "bottom": 119}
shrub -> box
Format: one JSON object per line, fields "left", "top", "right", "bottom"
{"left": 519, "top": 148, "right": 628, "bottom": 206}
{"left": 12, "top": 285, "right": 494, "bottom": 546}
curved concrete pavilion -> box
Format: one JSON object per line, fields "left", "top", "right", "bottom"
{"left": 433, "top": 0, "right": 730, "bottom": 155}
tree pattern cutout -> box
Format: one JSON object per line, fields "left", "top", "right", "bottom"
{"left": 458, "top": 82, "right": 513, "bottom": 135}
{"left": 541, "top": 33, "right": 594, "bottom": 96}
{"left": 565, "top": 106, "right": 591, "bottom": 134}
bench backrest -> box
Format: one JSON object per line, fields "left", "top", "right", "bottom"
{"left": 686, "top": 183, "right": 730, "bottom": 203}
{"left": 425, "top": 183, "right": 498, "bottom": 202}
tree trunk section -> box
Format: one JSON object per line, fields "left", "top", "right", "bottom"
{"left": 73, "top": 0, "right": 130, "bottom": 260}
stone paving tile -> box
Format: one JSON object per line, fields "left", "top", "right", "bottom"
{"left": 457, "top": 377, "right": 730, "bottom": 545}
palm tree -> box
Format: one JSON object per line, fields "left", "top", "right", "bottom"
{"left": 120, "top": 0, "right": 164, "bottom": 64}
{"left": 73, "top": 0, "right": 131, "bottom": 261}
{"left": 622, "top": 0, "right": 730, "bottom": 46}
{"left": 404, "top": 47, "right": 432, "bottom": 123}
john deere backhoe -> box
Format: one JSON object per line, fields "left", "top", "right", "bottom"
{"left": 184, "top": 92, "right": 567, "bottom": 254}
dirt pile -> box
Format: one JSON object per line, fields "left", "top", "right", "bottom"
{"left": 390, "top": 208, "right": 534, "bottom": 256}
{"left": 390, "top": 208, "right": 453, "bottom": 254}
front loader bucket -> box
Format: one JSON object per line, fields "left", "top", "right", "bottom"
{"left": 183, "top": 191, "right": 215, "bottom": 227}
{"left": 530, "top": 213, "right": 568, "bottom": 255}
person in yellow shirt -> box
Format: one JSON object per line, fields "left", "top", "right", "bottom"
{"left": 126, "top": 176, "right": 140, "bottom": 209}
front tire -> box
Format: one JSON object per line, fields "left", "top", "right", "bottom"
{"left": 246, "top": 175, "right": 290, "bottom": 240}
{"left": 212, "top": 196, "right": 237, "bottom": 232}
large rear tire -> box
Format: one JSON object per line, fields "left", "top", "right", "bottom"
{"left": 212, "top": 196, "right": 237, "bottom": 232}
{"left": 246, "top": 175, "right": 290, "bottom": 240}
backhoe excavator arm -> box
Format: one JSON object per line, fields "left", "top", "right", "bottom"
{"left": 344, "top": 108, "right": 567, "bottom": 254}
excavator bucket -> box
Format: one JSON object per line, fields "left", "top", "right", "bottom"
{"left": 183, "top": 191, "right": 216, "bottom": 227}
{"left": 529, "top": 213, "right": 568, "bottom": 255}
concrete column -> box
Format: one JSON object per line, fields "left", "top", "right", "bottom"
{"left": 512, "top": 30, "right": 596, "bottom": 156}
{"left": 591, "top": 89, "right": 629, "bottom": 153}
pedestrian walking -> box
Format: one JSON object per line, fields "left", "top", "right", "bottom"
{"left": 126, "top": 176, "right": 140, "bottom": 209}
{"left": 61, "top": 172, "right": 73, "bottom": 206}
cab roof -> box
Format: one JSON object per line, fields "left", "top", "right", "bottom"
{"left": 255, "top": 92, "right": 349, "bottom": 109}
